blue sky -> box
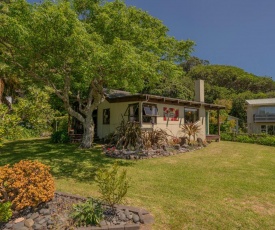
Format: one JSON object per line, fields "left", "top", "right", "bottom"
{"left": 28, "top": 0, "right": 275, "bottom": 80}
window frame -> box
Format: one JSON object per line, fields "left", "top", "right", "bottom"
{"left": 125, "top": 103, "right": 139, "bottom": 122}
{"left": 103, "top": 108, "right": 110, "bottom": 124}
{"left": 184, "top": 107, "right": 199, "bottom": 123}
{"left": 142, "top": 103, "right": 158, "bottom": 124}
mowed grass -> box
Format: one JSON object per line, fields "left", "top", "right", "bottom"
{"left": 1, "top": 139, "right": 275, "bottom": 229}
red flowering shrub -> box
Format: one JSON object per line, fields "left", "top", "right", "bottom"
{"left": 0, "top": 160, "right": 55, "bottom": 211}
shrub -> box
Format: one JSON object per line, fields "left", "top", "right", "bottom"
{"left": 220, "top": 133, "right": 275, "bottom": 147}
{"left": 0, "top": 160, "right": 55, "bottom": 211}
{"left": 95, "top": 162, "right": 130, "bottom": 210}
{"left": 0, "top": 202, "right": 12, "bottom": 222}
{"left": 235, "top": 135, "right": 254, "bottom": 143}
{"left": 257, "top": 136, "right": 275, "bottom": 146}
{"left": 181, "top": 122, "right": 201, "bottom": 145}
{"left": 220, "top": 133, "right": 234, "bottom": 141}
{"left": 70, "top": 198, "right": 103, "bottom": 227}
{"left": 111, "top": 119, "right": 142, "bottom": 150}
{"left": 141, "top": 128, "right": 169, "bottom": 150}
{"left": 50, "top": 130, "right": 70, "bottom": 143}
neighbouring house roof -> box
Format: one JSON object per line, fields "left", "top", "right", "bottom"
{"left": 105, "top": 89, "right": 225, "bottom": 110}
{"left": 228, "top": 115, "right": 239, "bottom": 120}
{"left": 245, "top": 98, "right": 275, "bottom": 106}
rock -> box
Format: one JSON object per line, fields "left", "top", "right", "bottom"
{"left": 47, "top": 219, "right": 54, "bottom": 226}
{"left": 24, "top": 218, "right": 34, "bottom": 227}
{"left": 124, "top": 209, "right": 130, "bottom": 216}
{"left": 20, "top": 227, "right": 29, "bottom": 230}
{"left": 174, "top": 144, "right": 180, "bottom": 150}
{"left": 133, "top": 214, "right": 140, "bottom": 223}
{"left": 33, "top": 223, "right": 43, "bottom": 230}
{"left": 100, "top": 220, "right": 108, "bottom": 227}
{"left": 39, "top": 208, "right": 51, "bottom": 215}
{"left": 126, "top": 213, "right": 133, "bottom": 220}
{"left": 138, "top": 211, "right": 144, "bottom": 224}
{"left": 112, "top": 218, "right": 117, "bottom": 225}
{"left": 5, "top": 223, "right": 13, "bottom": 229}
{"left": 13, "top": 221, "right": 25, "bottom": 230}
{"left": 14, "top": 217, "right": 25, "bottom": 224}
{"left": 30, "top": 212, "right": 40, "bottom": 220}
{"left": 38, "top": 218, "right": 47, "bottom": 225}
{"left": 118, "top": 213, "right": 127, "bottom": 221}
{"left": 179, "top": 137, "right": 187, "bottom": 146}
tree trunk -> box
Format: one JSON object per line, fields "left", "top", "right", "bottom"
{"left": 80, "top": 116, "right": 94, "bottom": 148}
{"left": 0, "top": 78, "right": 4, "bottom": 104}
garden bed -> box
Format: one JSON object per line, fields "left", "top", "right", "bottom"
{"left": 104, "top": 144, "right": 205, "bottom": 160}
{"left": 0, "top": 192, "right": 154, "bottom": 230}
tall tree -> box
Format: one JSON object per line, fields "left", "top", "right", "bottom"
{"left": 0, "top": 0, "right": 194, "bottom": 148}
{"left": 181, "top": 56, "right": 209, "bottom": 73}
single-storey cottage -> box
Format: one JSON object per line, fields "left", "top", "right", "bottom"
{"left": 71, "top": 80, "right": 225, "bottom": 142}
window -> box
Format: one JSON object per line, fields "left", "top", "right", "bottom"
{"left": 142, "top": 104, "right": 158, "bottom": 123}
{"left": 257, "top": 107, "right": 275, "bottom": 115}
{"left": 103, "top": 109, "right": 110, "bottom": 124}
{"left": 261, "top": 125, "right": 275, "bottom": 135}
{"left": 268, "top": 126, "right": 275, "bottom": 135}
{"left": 125, "top": 103, "right": 139, "bottom": 122}
{"left": 261, "top": 125, "right": 267, "bottom": 133}
{"left": 184, "top": 108, "right": 199, "bottom": 123}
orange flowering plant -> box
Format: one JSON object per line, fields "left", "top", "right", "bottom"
{"left": 0, "top": 160, "right": 55, "bottom": 211}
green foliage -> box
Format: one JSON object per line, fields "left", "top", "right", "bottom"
{"left": 181, "top": 56, "right": 209, "bottom": 73}
{"left": 187, "top": 65, "right": 275, "bottom": 131}
{"left": 144, "top": 74, "right": 194, "bottom": 100}
{"left": 95, "top": 162, "right": 130, "bottom": 209}
{"left": 188, "top": 65, "right": 275, "bottom": 95}
{"left": 1, "top": 0, "right": 194, "bottom": 148}
{"left": 141, "top": 128, "right": 169, "bottom": 150}
{"left": 221, "top": 133, "right": 275, "bottom": 147}
{"left": 0, "top": 202, "right": 12, "bottom": 222}
{"left": 70, "top": 198, "right": 103, "bottom": 227}
{"left": 111, "top": 119, "right": 142, "bottom": 150}
{"left": 0, "top": 86, "right": 56, "bottom": 141}
{"left": 235, "top": 135, "right": 254, "bottom": 143}
{"left": 220, "top": 133, "right": 234, "bottom": 141}
{"left": 257, "top": 136, "right": 275, "bottom": 146}
{"left": 50, "top": 130, "right": 70, "bottom": 144}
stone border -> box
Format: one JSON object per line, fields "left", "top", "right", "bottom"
{"left": 56, "top": 192, "right": 154, "bottom": 230}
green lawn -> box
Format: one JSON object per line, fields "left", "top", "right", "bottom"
{"left": 1, "top": 139, "right": 275, "bottom": 229}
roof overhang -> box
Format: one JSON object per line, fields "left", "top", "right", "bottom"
{"left": 106, "top": 93, "right": 225, "bottom": 110}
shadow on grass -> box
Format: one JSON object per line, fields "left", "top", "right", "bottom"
{"left": 0, "top": 139, "right": 134, "bottom": 182}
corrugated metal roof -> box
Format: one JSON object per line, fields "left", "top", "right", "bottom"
{"left": 246, "top": 98, "right": 275, "bottom": 105}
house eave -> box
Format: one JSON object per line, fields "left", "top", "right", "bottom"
{"left": 106, "top": 94, "right": 225, "bottom": 110}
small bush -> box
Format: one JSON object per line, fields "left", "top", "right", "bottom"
{"left": 181, "top": 122, "right": 201, "bottom": 145}
{"left": 221, "top": 133, "right": 275, "bottom": 147}
{"left": 220, "top": 133, "right": 234, "bottom": 141}
{"left": 235, "top": 135, "right": 254, "bottom": 143}
{"left": 70, "top": 198, "right": 103, "bottom": 227}
{"left": 95, "top": 162, "right": 130, "bottom": 209}
{"left": 257, "top": 136, "right": 275, "bottom": 146}
{"left": 0, "top": 160, "right": 55, "bottom": 211}
{"left": 0, "top": 202, "right": 12, "bottom": 222}
{"left": 142, "top": 128, "right": 169, "bottom": 150}
{"left": 50, "top": 130, "right": 70, "bottom": 143}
